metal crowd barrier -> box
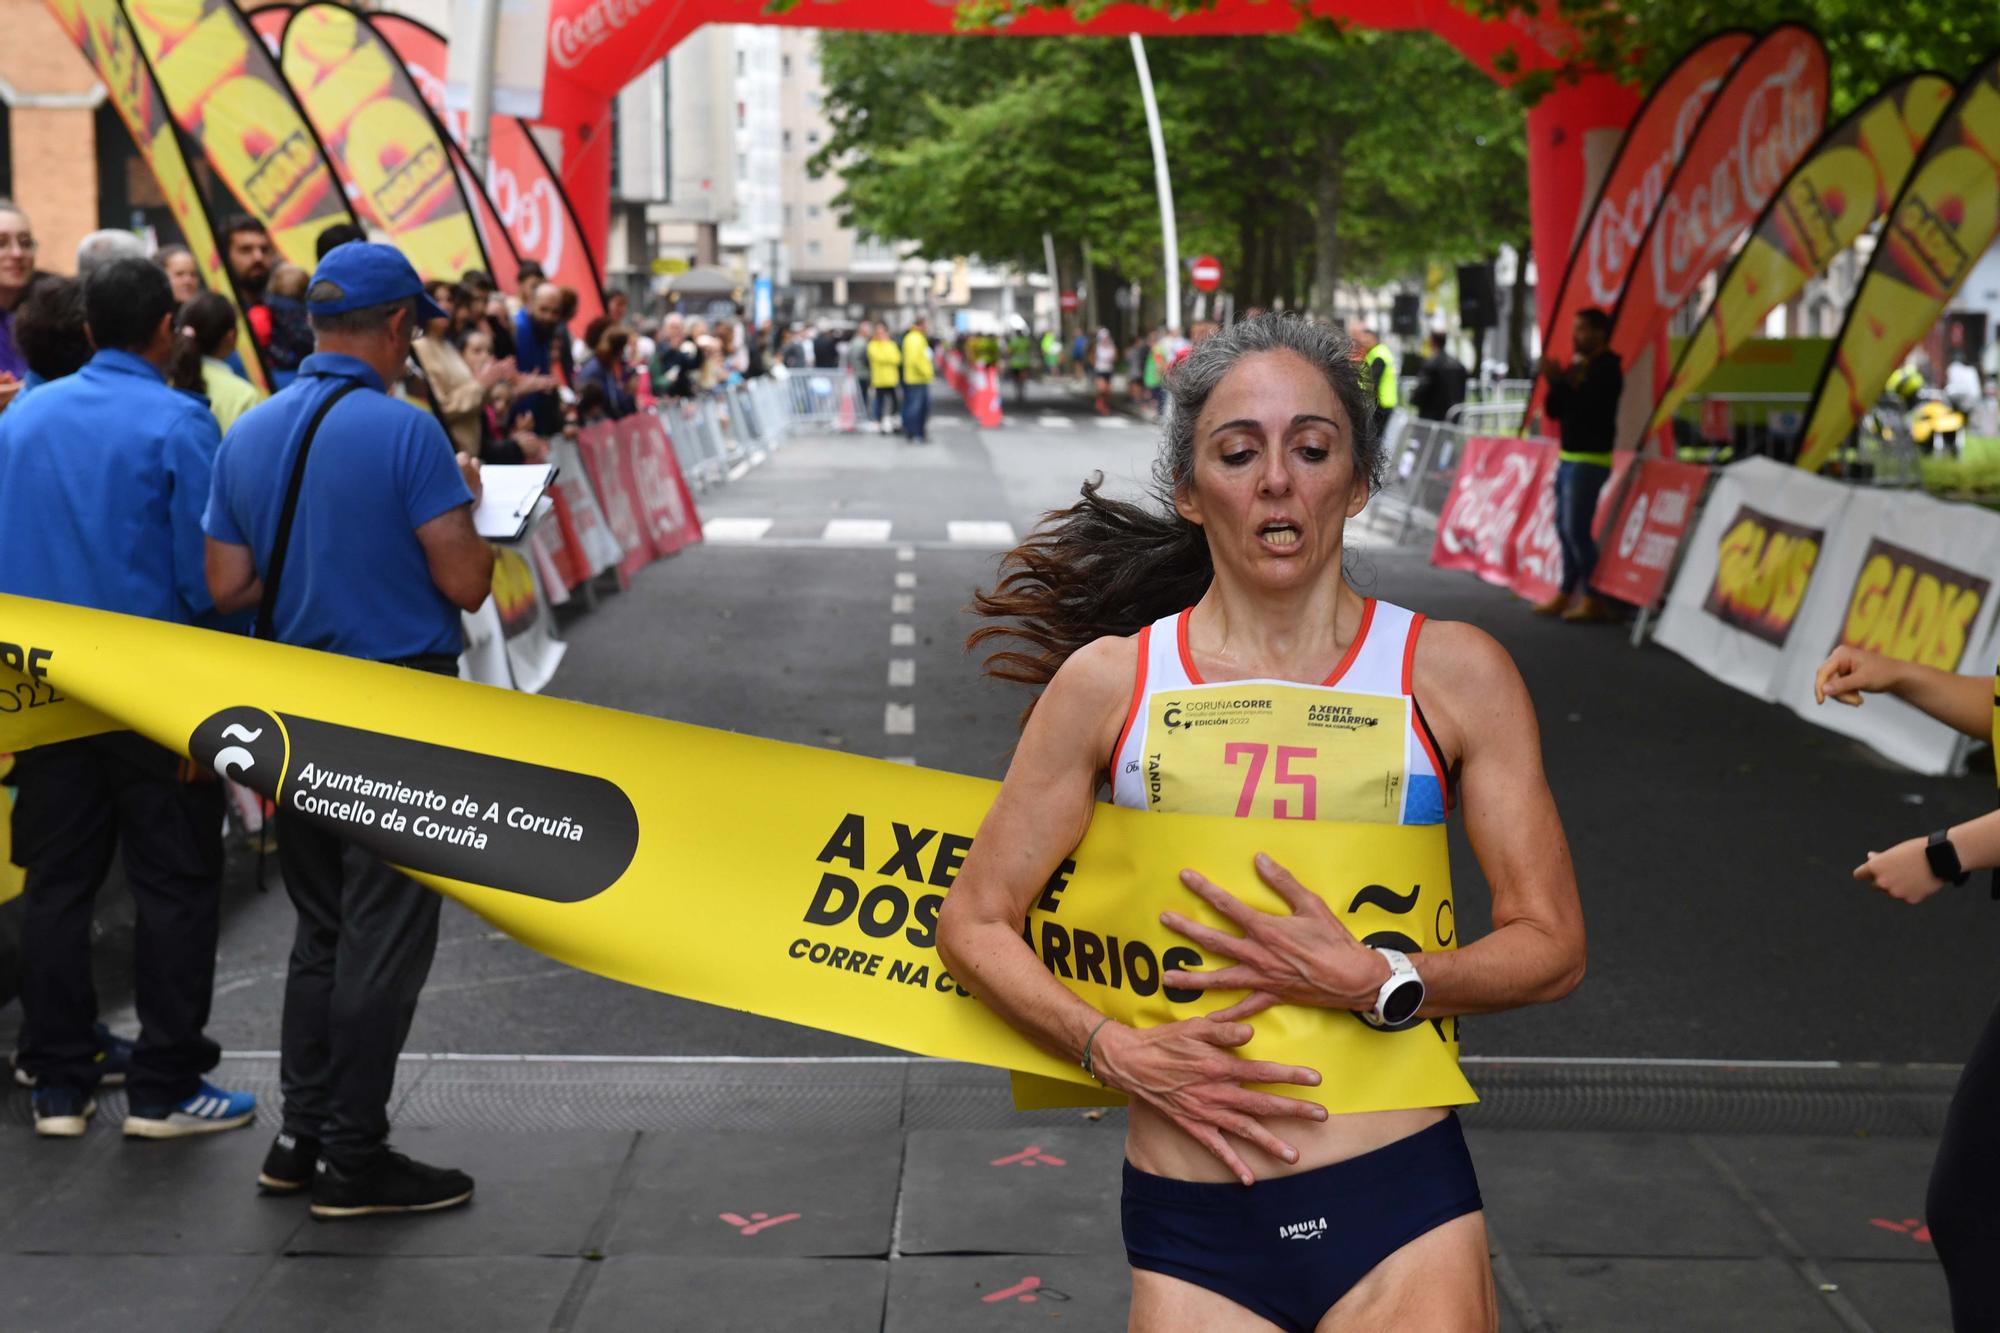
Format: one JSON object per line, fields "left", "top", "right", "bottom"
{"left": 777, "top": 367, "right": 865, "bottom": 431}
{"left": 651, "top": 374, "right": 812, "bottom": 495}
{"left": 1366, "top": 416, "right": 1468, "bottom": 546}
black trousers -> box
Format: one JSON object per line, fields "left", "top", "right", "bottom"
{"left": 11, "top": 732, "right": 224, "bottom": 1106}
{"left": 1930, "top": 995, "right": 2000, "bottom": 1329}
{"left": 275, "top": 810, "right": 441, "bottom": 1170}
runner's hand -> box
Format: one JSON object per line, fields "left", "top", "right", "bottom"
{"left": 1161, "top": 854, "right": 1387, "bottom": 1011}
{"left": 1814, "top": 645, "right": 1903, "bottom": 706}
{"left": 1854, "top": 837, "right": 1948, "bottom": 905}
{"left": 1092, "top": 1003, "right": 1325, "bottom": 1186}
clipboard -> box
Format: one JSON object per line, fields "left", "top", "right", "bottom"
{"left": 472, "top": 463, "right": 559, "bottom": 542}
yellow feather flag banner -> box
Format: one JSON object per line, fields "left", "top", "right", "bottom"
{"left": 0, "top": 595, "right": 1472, "bottom": 1115}
{"left": 1652, "top": 73, "right": 1957, "bottom": 433}
{"left": 43, "top": 0, "right": 272, "bottom": 391}
{"left": 122, "top": 0, "right": 358, "bottom": 269}
{"left": 1797, "top": 55, "right": 2000, "bottom": 473}
{"left": 279, "top": 3, "right": 489, "bottom": 282}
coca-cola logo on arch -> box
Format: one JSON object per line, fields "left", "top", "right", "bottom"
{"left": 550, "top": 0, "right": 663, "bottom": 71}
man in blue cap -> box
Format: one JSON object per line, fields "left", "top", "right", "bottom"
{"left": 0, "top": 256, "right": 258, "bottom": 1141}
{"left": 204, "top": 240, "right": 493, "bottom": 1218}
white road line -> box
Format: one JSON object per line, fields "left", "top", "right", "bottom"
{"left": 888, "top": 659, "right": 915, "bottom": 687}
{"left": 891, "top": 623, "right": 916, "bottom": 646}
{"left": 726, "top": 460, "right": 753, "bottom": 481}
{"left": 702, "top": 517, "right": 774, "bottom": 543}
{"left": 885, "top": 757, "right": 916, "bottom": 766}
{"left": 1036, "top": 414, "right": 1073, "bottom": 430}
{"left": 822, "top": 518, "right": 894, "bottom": 543}
{"left": 895, "top": 572, "right": 917, "bottom": 589}
{"left": 1096, "top": 416, "right": 1132, "bottom": 429}
{"left": 897, "top": 545, "right": 916, "bottom": 561}
{"left": 891, "top": 593, "right": 914, "bottom": 614}
{"left": 885, "top": 702, "right": 916, "bottom": 735}
{"left": 948, "top": 520, "right": 1017, "bottom": 545}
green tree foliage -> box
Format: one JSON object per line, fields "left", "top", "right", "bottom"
{"left": 809, "top": 28, "right": 1527, "bottom": 318}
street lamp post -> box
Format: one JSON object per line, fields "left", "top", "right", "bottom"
{"left": 1129, "top": 35, "right": 1180, "bottom": 335}
{"left": 461, "top": 0, "right": 503, "bottom": 178}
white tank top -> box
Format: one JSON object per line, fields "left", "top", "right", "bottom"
{"left": 1109, "top": 599, "right": 1449, "bottom": 826}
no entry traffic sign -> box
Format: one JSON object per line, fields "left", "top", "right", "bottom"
{"left": 1059, "top": 291, "right": 1079, "bottom": 312}
{"left": 1190, "top": 255, "right": 1223, "bottom": 293}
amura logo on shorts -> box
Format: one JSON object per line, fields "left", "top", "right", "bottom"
{"left": 1703, "top": 503, "right": 1824, "bottom": 646}
{"left": 1278, "top": 1216, "right": 1328, "bottom": 1241}
{"left": 1836, "top": 538, "right": 1990, "bottom": 671}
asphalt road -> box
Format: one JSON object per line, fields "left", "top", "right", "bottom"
{"left": 56, "top": 381, "right": 2000, "bottom": 1066}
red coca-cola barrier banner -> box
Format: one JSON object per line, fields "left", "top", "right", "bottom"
{"left": 628, "top": 413, "right": 703, "bottom": 557}
{"left": 1431, "top": 438, "right": 1633, "bottom": 601}
{"left": 576, "top": 418, "right": 657, "bottom": 582}
{"left": 1506, "top": 452, "right": 1637, "bottom": 606}
{"left": 1431, "top": 437, "right": 1554, "bottom": 589}
{"left": 1590, "top": 459, "right": 1711, "bottom": 608}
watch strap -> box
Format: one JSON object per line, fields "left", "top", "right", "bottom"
{"left": 1928, "top": 828, "right": 1971, "bottom": 886}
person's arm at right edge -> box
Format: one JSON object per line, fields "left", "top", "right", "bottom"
{"left": 1814, "top": 645, "right": 1991, "bottom": 741}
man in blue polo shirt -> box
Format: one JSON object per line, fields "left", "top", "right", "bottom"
{"left": 205, "top": 241, "right": 493, "bottom": 1219}
{"left": 0, "top": 256, "right": 257, "bottom": 1141}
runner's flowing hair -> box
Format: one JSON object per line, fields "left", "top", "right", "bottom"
{"left": 968, "top": 314, "right": 1387, "bottom": 710}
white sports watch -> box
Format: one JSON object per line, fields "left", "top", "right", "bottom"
{"left": 1363, "top": 947, "right": 1424, "bottom": 1029}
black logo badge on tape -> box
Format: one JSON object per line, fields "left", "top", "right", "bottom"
{"left": 190, "top": 708, "right": 639, "bottom": 903}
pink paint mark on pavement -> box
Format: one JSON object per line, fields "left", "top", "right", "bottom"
{"left": 1869, "top": 1217, "right": 1933, "bottom": 1243}
{"left": 990, "top": 1145, "right": 1067, "bottom": 1167}
{"left": 719, "top": 1210, "right": 802, "bottom": 1236}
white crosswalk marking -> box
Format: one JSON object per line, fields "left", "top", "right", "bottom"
{"left": 947, "top": 520, "right": 1017, "bottom": 546}
{"left": 897, "top": 545, "right": 916, "bottom": 561}
{"left": 888, "top": 659, "right": 915, "bottom": 687}
{"left": 891, "top": 593, "right": 914, "bottom": 614}
{"left": 702, "top": 517, "right": 774, "bottom": 543}
{"left": 1095, "top": 416, "right": 1131, "bottom": 430}
{"left": 891, "top": 624, "right": 915, "bottom": 646}
{"left": 885, "top": 702, "right": 916, "bottom": 735}
{"left": 1037, "top": 415, "right": 1073, "bottom": 430}
{"left": 886, "top": 756, "right": 916, "bottom": 766}
{"left": 823, "top": 518, "right": 894, "bottom": 543}
{"left": 895, "top": 572, "right": 917, "bottom": 589}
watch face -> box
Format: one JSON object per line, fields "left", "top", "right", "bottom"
{"left": 1381, "top": 978, "right": 1423, "bottom": 1026}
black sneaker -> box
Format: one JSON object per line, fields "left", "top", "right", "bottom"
{"left": 309, "top": 1149, "right": 474, "bottom": 1219}
{"left": 257, "top": 1131, "right": 321, "bottom": 1194}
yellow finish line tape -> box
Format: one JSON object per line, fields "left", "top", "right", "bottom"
{"left": 0, "top": 594, "right": 1471, "bottom": 1113}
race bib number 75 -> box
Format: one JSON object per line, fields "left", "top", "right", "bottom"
{"left": 1143, "top": 685, "right": 1408, "bottom": 824}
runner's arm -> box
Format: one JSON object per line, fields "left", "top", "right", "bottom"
{"left": 1407, "top": 620, "right": 1586, "bottom": 1015}
{"left": 1814, "top": 645, "right": 1990, "bottom": 740}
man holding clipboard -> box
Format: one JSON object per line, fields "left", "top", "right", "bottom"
{"left": 202, "top": 242, "right": 494, "bottom": 1220}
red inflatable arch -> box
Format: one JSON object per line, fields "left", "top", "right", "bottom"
{"left": 537, "top": 0, "right": 1639, "bottom": 313}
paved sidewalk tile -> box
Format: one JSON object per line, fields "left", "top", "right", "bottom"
{"left": 572, "top": 1256, "right": 887, "bottom": 1332}
{"left": 1469, "top": 1130, "right": 1770, "bottom": 1257}
{"left": 897, "top": 1129, "right": 1125, "bottom": 1255}
{"left": 1822, "top": 1259, "right": 1953, "bottom": 1332}
{"left": 886, "top": 1255, "right": 1130, "bottom": 1331}
{"left": 0, "top": 1255, "right": 266, "bottom": 1332}
{"left": 0, "top": 1127, "right": 108, "bottom": 1214}
{"left": 284, "top": 1128, "right": 635, "bottom": 1257}
{"left": 0, "top": 1127, "right": 303, "bottom": 1256}
{"left": 606, "top": 1131, "right": 900, "bottom": 1257}
{"left": 230, "top": 1255, "right": 577, "bottom": 1332}
{"left": 1703, "top": 1134, "right": 1944, "bottom": 1262}
{"left": 1512, "top": 1256, "right": 1849, "bottom": 1332}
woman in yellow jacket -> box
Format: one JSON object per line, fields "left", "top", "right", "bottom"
{"left": 866, "top": 325, "right": 902, "bottom": 435}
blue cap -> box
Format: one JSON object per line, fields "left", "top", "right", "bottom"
{"left": 308, "top": 241, "right": 448, "bottom": 323}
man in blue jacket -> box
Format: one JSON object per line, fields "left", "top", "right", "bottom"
{"left": 0, "top": 257, "right": 256, "bottom": 1140}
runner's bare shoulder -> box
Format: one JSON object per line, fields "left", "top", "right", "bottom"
{"left": 1407, "top": 617, "right": 1532, "bottom": 765}
{"left": 1035, "top": 632, "right": 1142, "bottom": 761}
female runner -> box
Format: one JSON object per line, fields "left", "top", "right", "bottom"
{"left": 937, "top": 314, "right": 1586, "bottom": 1331}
